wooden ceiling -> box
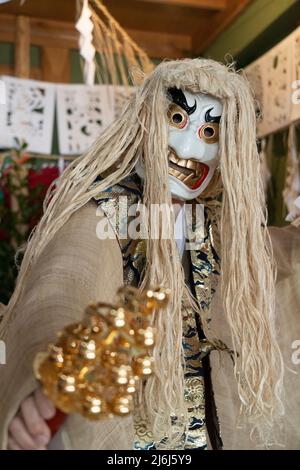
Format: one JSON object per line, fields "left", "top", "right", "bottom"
{"left": 0, "top": 0, "right": 252, "bottom": 59}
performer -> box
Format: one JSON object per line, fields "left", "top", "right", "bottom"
{"left": 0, "top": 58, "right": 296, "bottom": 450}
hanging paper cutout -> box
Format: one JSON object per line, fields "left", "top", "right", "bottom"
{"left": 262, "top": 35, "right": 292, "bottom": 136}
{"left": 111, "top": 85, "right": 136, "bottom": 120}
{"left": 258, "top": 137, "right": 271, "bottom": 197}
{"left": 284, "top": 124, "right": 300, "bottom": 222}
{"left": 0, "top": 76, "right": 55, "bottom": 154}
{"left": 76, "top": 0, "right": 96, "bottom": 86}
{"left": 56, "top": 84, "right": 114, "bottom": 155}
{"left": 291, "top": 28, "right": 300, "bottom": 122}
{"left": 290, "top": 196, "right": 300, "bottom": 227}
{"left": 245, "top": 61, "right": 264, "bottom": 121}
{"left": 245, "top": 26, "right": 300, "bottom": 137}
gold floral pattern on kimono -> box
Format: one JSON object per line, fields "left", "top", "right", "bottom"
{"left": 93, "top": 174, "right": 221, "bottom": 450}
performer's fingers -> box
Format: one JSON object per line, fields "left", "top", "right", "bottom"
{"left": 8, "top": 416, "right": 42, "bottom": 450}
{"left": 20, "top": 395, "right": 51, "bottom": 447}
{"left": 34, "top": 388, "right": 56, "bottom": 420}
{"left": 7, "top": 435, "right": 21, "bottom": 450}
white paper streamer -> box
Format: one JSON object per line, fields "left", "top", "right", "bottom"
{"left": 76, "top": 0, "right": 96, "bottom": 86}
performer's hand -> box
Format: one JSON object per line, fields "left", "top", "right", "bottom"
{"left": 7, "top": 388, "right": 56, "bottom": 450}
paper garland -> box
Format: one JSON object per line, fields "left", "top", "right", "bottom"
{"left": 291, "top": 27, "right": 300, "bottom": 123}
{"left": 0, "top": 76, "right": 56, "bottom": 154}
{"left": 0, "top": 76, "right": 135, "bottom": 156}
{"left": 111, "top": 85, "right": 136, "bottom": 119}
{"left": 56, "top": 84, "right": 114, "bottom": 155}
{"left": 283, "top": 124, "right": 300, "bottom": 222}
{"left": 245, "top": 26, "right": 300, "bottom": 138}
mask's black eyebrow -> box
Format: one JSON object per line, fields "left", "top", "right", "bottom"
{"left": 167, "top": 87, "right": 196, "bottom": 115}
{"left": 205, "top": 107, "right": 221, "bottom": 123}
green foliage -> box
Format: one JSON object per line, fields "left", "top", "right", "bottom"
{"left": 0, "top": 141, "right": 46, "bottom": 305}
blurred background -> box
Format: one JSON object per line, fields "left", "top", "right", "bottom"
{"left": 0, "top": 0, "right": 300, "bottom": 303}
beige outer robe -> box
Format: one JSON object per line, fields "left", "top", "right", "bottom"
{"left": 0, "top": 202, "right": 299, "bottom": 449}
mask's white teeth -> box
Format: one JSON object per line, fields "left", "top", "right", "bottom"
{"left": 169, "top": 168, "right": 187, "bottom": 182}
{"left": 168, "top": 149, "right": 207, "bottom": 189}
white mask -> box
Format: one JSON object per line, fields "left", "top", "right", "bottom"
{"left": 135, "top": 89, "right": 222, "bottom": 201}
{"left": 167, "top": 88, "right": 222, "bottom": 200}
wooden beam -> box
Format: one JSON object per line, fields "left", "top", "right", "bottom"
{"left": 0, "top": 0, "right": 211, "bottom": 36}
{"left": 41, "top": 47, "right": 71, "bottom": 82}
{"left": 192, "top": 0, "right": 252, "bottom": 53}
{"left": 0, "top": 64, "right": 41, "bottom": 80}
{"left": 14, "top": 15, "right": 30, "bottom": 78}
{"left": 0, "top": 15, "right": 79, "bottom": 49}
{"left": 101, "top": 0, "right": 211, "bottom": 35}
{"left": 0, "top": 0, "right": 76, "bottom": 22}
{"left": 30, "top": 17, "right": 78, "bottom": 49}
{"left": 30, "top": 67, "right": 42, "bottom": 80}
{"left": 0, "top": 64, "right": 14, "bottom": 76}
{"left": 127, "top": 30, "right": 192, "bottom": 58}
{"left": 0, "top": 14, "right": 15, "bottom": 42}
{"left": 138, "top": 0, "right": 227, "bottom": 10}
{"left": 0, "top": 14, "right": 192, "bottom": 59}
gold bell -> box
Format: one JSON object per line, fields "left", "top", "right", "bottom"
{"left": 125, "top": 376, "right": 138, "bottom": 395}
{"left": 145, "top": 287, "right": 170, "bottom": 311}
{"left": 132, "top": 355, "right": 154, "bottom": 377}
{"left": 134, "top": 326, "right": 155, "bottom": 347}
{"left": 101, "top": 349, "right": 131, "bottom": 367}
{"left": 81, "top": 391, "right": 108, "bottom": 420}
{"left": 57, "top": 372, "right": 77, "bottom": 394}
{"left": 111, "top": 364, "right": 133, "bottom": 386}
{"left": 35, "top": 286, "right": 170, "bottom": 421}
{"left": 108, "top": 393, "right": 134, "bottom": 416}
{"left": 79, "top": 339, "right": 97, "bottom": 360}
{"left": 48, "top": 345, "right": 65, "bottom": 367}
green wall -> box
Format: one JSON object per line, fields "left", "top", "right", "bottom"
{"left": 0, "top": 42, "right": 40, "bottom": 68}
{"left": 0, "top": 42, "right": 13, "bottom": 64}
{"left": 203, "top": 0, "right": 300, "bottom": 67}
{"left": 70, "top": 49, "right": 83, "bottom": 83}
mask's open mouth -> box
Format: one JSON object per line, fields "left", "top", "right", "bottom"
{"left": 168, "top": 150, "right": 209, "bottom": 190}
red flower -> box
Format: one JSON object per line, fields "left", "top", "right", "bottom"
{"left": 28, "top": 166, "right": 59, "bottom": 190}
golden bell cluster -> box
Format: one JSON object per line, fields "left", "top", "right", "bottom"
{"left": 34, "top": 286, "right": 170, "bottom": 420}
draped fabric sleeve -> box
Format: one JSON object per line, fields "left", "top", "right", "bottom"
{"left": 209, "top": 224, "right": 300, "bottom": 449}
{"left": 269, "top": 224, "right": 300, "bottom": 282}
{"left": 0, "top": 201, "right": 134, "bottom": 450}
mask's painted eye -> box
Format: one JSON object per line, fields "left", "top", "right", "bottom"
{"left": 198, "top": 123, "right": 219, "bottom": 144}
{"left": 205, "top": 107, "right": 221, "bottom": 124}
{"left": 167, "top": 104, "right": 188, "bottom": 129}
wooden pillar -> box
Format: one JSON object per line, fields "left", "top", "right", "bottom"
{"left": 41, "top": 47, "right": 71, "bottom": 83}
{"left": 14, "top": 15, "right": 30, "bottom": 78}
